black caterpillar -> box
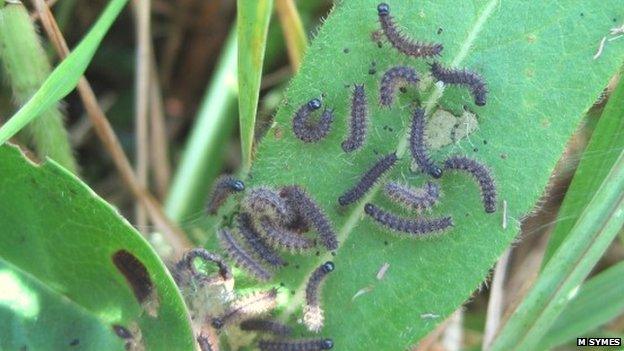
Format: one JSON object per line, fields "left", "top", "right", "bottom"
{"left": 410, "top": 107, "right": 442, "bottom": 178}
{"left": 364, "top": 203, "right": 453, "bottom": 236}
{"left": 342, "top": 84, "right": 368, "bottom": 152}
{"left": 293, "top": 99, "right": 335, "bottom": 142}
{"left": 379, "top": 66, "right": 420, "bottom": 107}
{"left": 430, "top": 62, "right": 488, "bottom": 106}
{"left": 338, "top": 152, "right": 398, "bottom": 206}
{"left": 377, "top": 3, "right": 443, "bottom": 58}
{"left": 443, "top": 155, "right": 497, "bottom": 213}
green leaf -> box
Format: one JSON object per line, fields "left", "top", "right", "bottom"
{"left": 237, "top": 0, "right": 274, "bottom": 173}
{"left": 0, "top": 0, "right": 129, "bottom": 144}
{"left": 0, "top": 145, "right": 194, "bottom": 350}
{"left": 211, "top": 0, "right": 624, "bottom": 349}
{"left": 541, "top": 260, "right": 624, "bottom": 349}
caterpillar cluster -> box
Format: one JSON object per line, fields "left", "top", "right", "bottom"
{"left": 183, "top": 3, "right": 501, "bottom": 349}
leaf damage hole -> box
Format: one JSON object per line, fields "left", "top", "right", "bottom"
{"left": 112, "top": 249, "right": 160, "bottom": 316}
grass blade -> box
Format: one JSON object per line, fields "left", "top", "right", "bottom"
{"left": 543, "top": 73, "right": 624, "bottom": 265}
{"left": 0, "top": 0, "right": 129, "bottom": 144}
{"left": 237, "top": 0, "right": 274, "bottom": 172}
{"left": 541, "top": 260, "right": 624, "bottom": 349}
{"left": 165, "top": 31, "right": 238, "bottom": 223}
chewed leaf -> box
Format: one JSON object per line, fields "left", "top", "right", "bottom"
{"left": 0, "top": 145, "right": 194, "bottom": 351}
{"left": 213, "top": 0, "right": 624, "bottom": 349}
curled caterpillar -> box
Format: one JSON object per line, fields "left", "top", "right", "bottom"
{"left": 258, "top": 217, "right": 315, "bottom": 252}
{"left": 173, "top": 248, "right": 232, "bottom": 285}
{"left": 242, "top": 187, "right": 294, "bottom": 224}
{"left": 410, "top": 108, "right": 442, "bottom": 178}
{"left": 206, "top": 175, "right": 245, "bottom": 214}
{"left": 237, "top": 213, "right": 285, "bottom": 266}
{"left": 377, "top": 3, "right": 443, "bottom": 58}
{"left": 379, "top": 66, "right": 420, "bottom": 107}
{"left": 443, "top": 155, "right": 497, "bottom": 213}
{"left": 384, "top": 181, "right": 440, "bottom": 211}
{"left": 304, "top": 261, "right": 334, "bottom": 332}
{"left": 212, "top": 288, "right": 278, "bottom": 329}
{"left": 293, "top": 99, "right": 335, "bottom": 143}
{"left": 342, "top": 84, "right": 368, "bottom": 152}
{"left": 430, "top": 62, "right": 488, "bottom": 106}
{"left": 239, "top": 318, "right": 292, "bottom": 336}
{"left": 339, "top": 152, "right": 398, "bottom": 206}
{"left": 217, "top": 228, "right": 272, "bottom": 281}
{"left": 259, "top": 338, "right": 334, "bottom": 351}
{"left": 280, "top": 185, "right": 338, "bottom": 251}
{"left": 364, "top": 203, "right": 453, "bottom": 236}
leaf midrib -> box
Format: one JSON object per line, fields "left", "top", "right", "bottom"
{"left": 279, "top": 0, "right": 500, "bottom": 320}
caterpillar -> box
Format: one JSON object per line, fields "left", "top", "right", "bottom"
{"left": 280, "top": 185, "right": 338, "bottom": 251}
{"left": 174, "top": 248, "right": 232, "bottom": 285}
{"left": 443, "top": 155, "right": 497, "bottom": 213}
{"left": 197, "top": 329, "right": 219, "bottom": 351}
{"left": 242, "top": 187, "right": 294, "bottom": 224}
{"left": 377, "top": 3, "right": 443, "bottom": 58}
{"left": 338, "top": 152, "right": 398, "bottom": 206}
{"left": 384, "top": 181, "right": 440, "bottom": 211}
{"left": 237, "top": 213, "right": 285, "bottom": 266}
{"left": 212, "top": 288, "right": 278, "bottom": 329}
{"left": 258, "top": 217, "right": 315, "bottom": 252}
{"left": 259, "top": 338, "right": 334, "bottom": 351}
{"left": 364, "top": 203, "right": 453, "bottom": 236}
{"left": 217, "top": 228, "right": 272, "bottom": 281}
{"left": 239, "top": 318, "right": 292, "bottom": 336}
{"left": 206, "top": 175, "right": 245, "bottom": 215}
{"left": 304, "top": 261, "right": 335, "bottom": 332}
{"left": 379, "top": 66, "right": 420, "bottom": 107}
{"left": 342, "top": 84, "right": 368, "bottom": 152}
{"left": 292, "top": 99, "right": 335, "bottom": 143}
{"left": 430, "top": 62, "right": 488, "bottom": 106}
{"left": 410, "top": 108, "right": 442, "bottom": 178}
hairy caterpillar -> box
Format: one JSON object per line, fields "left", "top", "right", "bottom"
{"left": 342, "top": 84, "right": 368, "bottom": 152}
{"left": 364, "top": 203, "right": 453, "bottom": 236}
{"left": 430, "top": 62, "right": 488, "bottom": 106}
{"left": 443, "top": 155, "right": 497, "bottom": 213}
{"left": 206, "top": 175, "right": 245, "bottom": 215}
{"left": 377, "top": 3, "right": 443, "bottom": 58}
{"left": 379, "top": 66, "right": 420, "bottom": 107}
{"left": 217, "top": 228, "right": 272, "bottom": 281}
{"left": 410, "top": 108, "right": 442, "bottom": 178}
{"left": 293, "top": 99, "right": 335, "bottom": 142}
{"left": 339, "top": 152, "right": 397, "bottom": 206}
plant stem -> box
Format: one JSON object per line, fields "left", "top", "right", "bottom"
{"left": 0, "top": 2, "right": 77, "bottom": 172}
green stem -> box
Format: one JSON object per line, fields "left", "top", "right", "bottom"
{"left": 0, "top": 2, "right": 77, "bottom": 172}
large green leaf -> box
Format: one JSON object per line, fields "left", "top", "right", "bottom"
{"left": 211, "top": 0, "right": 624, "bottom": 349}
{"left": 0, "top": 145, "right": 194, "bottom": 350}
